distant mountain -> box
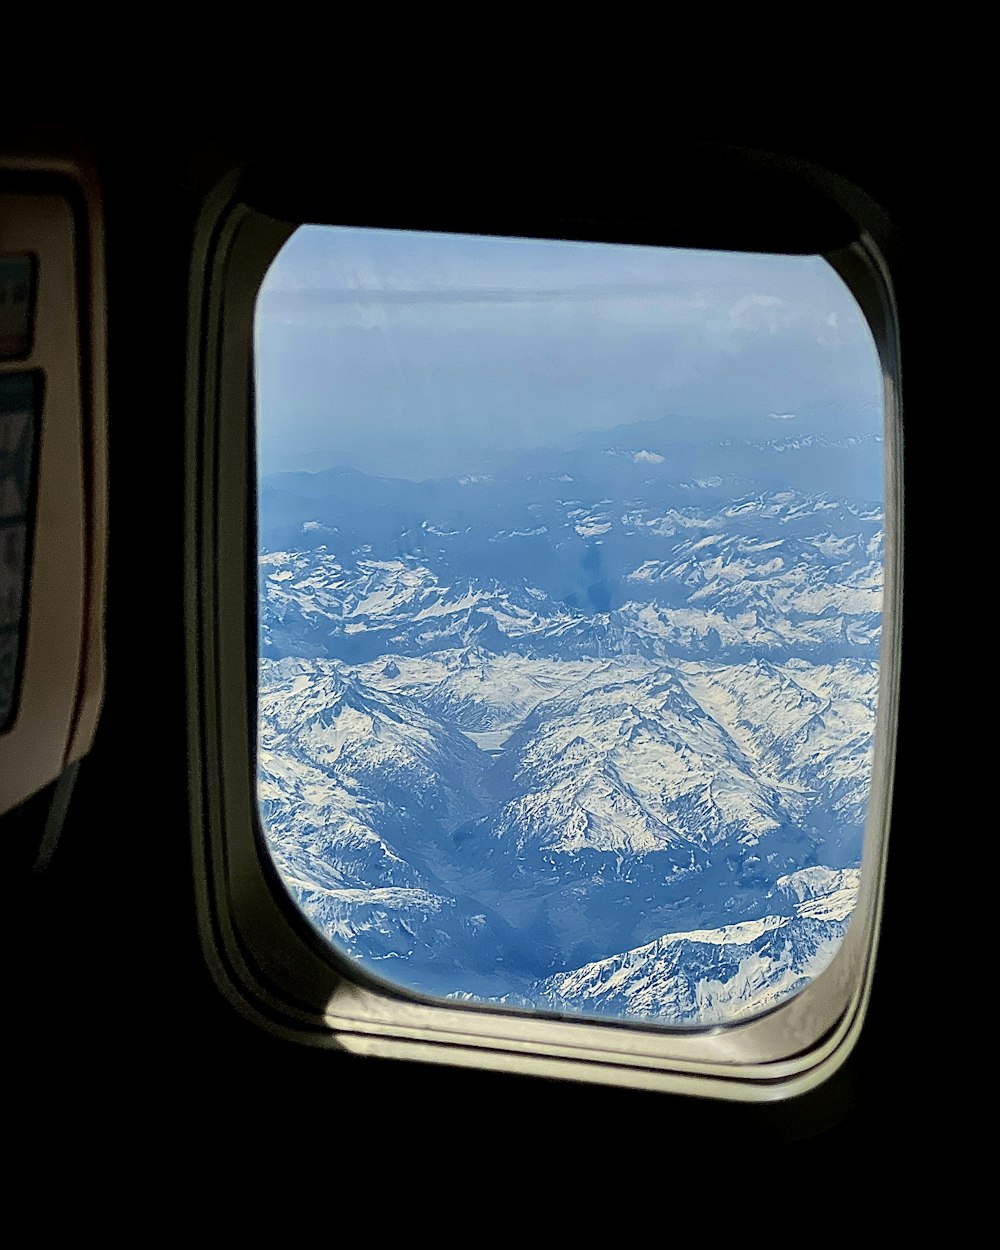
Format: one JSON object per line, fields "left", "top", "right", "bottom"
{"left": 262, "top": 403, "right": 884, "bottom": 516}
{"left": 259, "top": 411, "right": 884, "bottom": 599}
{"left": 260, "top": 487, "right": 882, "bottom": 665}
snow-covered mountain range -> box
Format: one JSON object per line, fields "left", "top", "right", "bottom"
{"left": 260, "top": 490, "right": 882, "bottom": 666}
{"left": 256, "top": 422, "right": 883, "bottom": 1025}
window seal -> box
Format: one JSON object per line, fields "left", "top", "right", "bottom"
{"left": 185, "top": 178, "right": 902, "bottom": 1102}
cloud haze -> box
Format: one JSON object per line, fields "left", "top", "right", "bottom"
{"left": 256, "top": 226, "right": 882, "bottom": 479}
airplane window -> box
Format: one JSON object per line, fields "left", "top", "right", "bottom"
{"left": 254, "top": 226, "right": 885, "bottom": 1029}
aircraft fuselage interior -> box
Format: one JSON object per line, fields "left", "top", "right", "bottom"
{"left": 4, "top": 122, "right": 939, "bottom": 1185}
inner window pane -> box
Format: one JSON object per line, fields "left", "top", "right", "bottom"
{"left": 255, "top": 227, "right": 884, "bottom": 1027}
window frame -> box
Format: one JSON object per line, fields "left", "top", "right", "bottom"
{"left": 185, "top": 168, "right": 902, "bottom": 1101}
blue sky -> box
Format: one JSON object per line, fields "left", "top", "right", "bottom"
{"left": 255, "top": 226, "right": 882, "bottom": 479}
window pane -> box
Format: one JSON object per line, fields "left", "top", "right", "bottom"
{"left": 255, "top": 227, "right": 884, "bottom": 1027}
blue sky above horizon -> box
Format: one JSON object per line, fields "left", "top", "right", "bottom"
{"left": 255, "top": 226, "right": 882, "bottom": 480}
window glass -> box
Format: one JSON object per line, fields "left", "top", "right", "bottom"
{"left": 255, "top": 227, "right": 884, "bottom": 1027}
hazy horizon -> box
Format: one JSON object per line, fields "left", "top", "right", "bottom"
{"left": 255, "top": 226, "right": 882, "bottom": 481}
